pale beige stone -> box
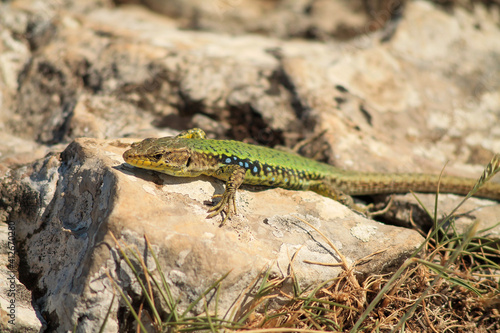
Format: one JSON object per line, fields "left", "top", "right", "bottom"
{"left": 9, "top": 138, "right": 423, "bottom": 331}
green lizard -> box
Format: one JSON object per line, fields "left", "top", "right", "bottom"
{"left": 123, "top": 128, "right": 500, "bottom": 224}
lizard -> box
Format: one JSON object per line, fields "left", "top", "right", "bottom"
{"left": 122, "top": 128, "right": 500, "bottom": 225}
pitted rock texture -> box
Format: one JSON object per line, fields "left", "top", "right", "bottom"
{"left": 10, "top": 138, "right": 423, "bottom": 331}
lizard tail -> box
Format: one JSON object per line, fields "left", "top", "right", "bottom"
{"left": 336, "top": 172, "right": 500, "bottom": 200}
{"left": 335, "top": 154, "right": 500, "bottom": 200}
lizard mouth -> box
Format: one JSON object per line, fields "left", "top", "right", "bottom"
{"left": 123, "top": 150, "right": 187, "bottom": 176}
{"left": 124, "top": 150, "right": 161, "bottom": 169}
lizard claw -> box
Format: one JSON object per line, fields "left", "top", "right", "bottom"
{"left": 365, "top": 196, "right": 394, "bottom": 217}
{"left": 207, "top": 191, "right": 237, "bottom": 225}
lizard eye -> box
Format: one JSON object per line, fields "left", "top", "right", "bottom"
{"left": 152, "top": 153, "right": 163, "bottom": 161}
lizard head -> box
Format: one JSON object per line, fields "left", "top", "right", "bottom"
{"left": 123, "top": 137, "right": 200, "bottom": 177}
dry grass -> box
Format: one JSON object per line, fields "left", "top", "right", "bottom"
{"left": 244, "top": 236, "right": 500, "bottom": 332}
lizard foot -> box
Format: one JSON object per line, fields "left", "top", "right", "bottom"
{"left": 365, "top": 196, "right": 394, "bottom": 218}
{"left": 207, "top": 192, "right": 237, "bottom": 225}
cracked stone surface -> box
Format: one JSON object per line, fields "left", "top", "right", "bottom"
{"left": 8, "top": 138, "right": 422, "bottom": 331}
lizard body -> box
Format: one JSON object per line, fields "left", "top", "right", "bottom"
{"left": 123, "top": 128, "right": 500, "bottom": 224}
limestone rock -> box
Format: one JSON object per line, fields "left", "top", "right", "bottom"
{"left": 0, "top": 223, "right": 42, "bottom": 332}
{"left": 7, "top": 137, "right": 423, "bottom": 331}
{"left": 133, "top": 0, "right": 383, "bottom": 39}
{"left": 382, "top": 192, "right": 500, "bottom": 236}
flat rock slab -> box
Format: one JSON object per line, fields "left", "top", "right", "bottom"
{"left": 12, "top": 138, "right": 424, "bottom": 331}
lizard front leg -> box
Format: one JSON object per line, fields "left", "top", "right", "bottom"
{"left": 175, "top": 128, "right": 207, "bottom": 139}
{"left": 207, "top": 164, "right": 246, "bottom": 225}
